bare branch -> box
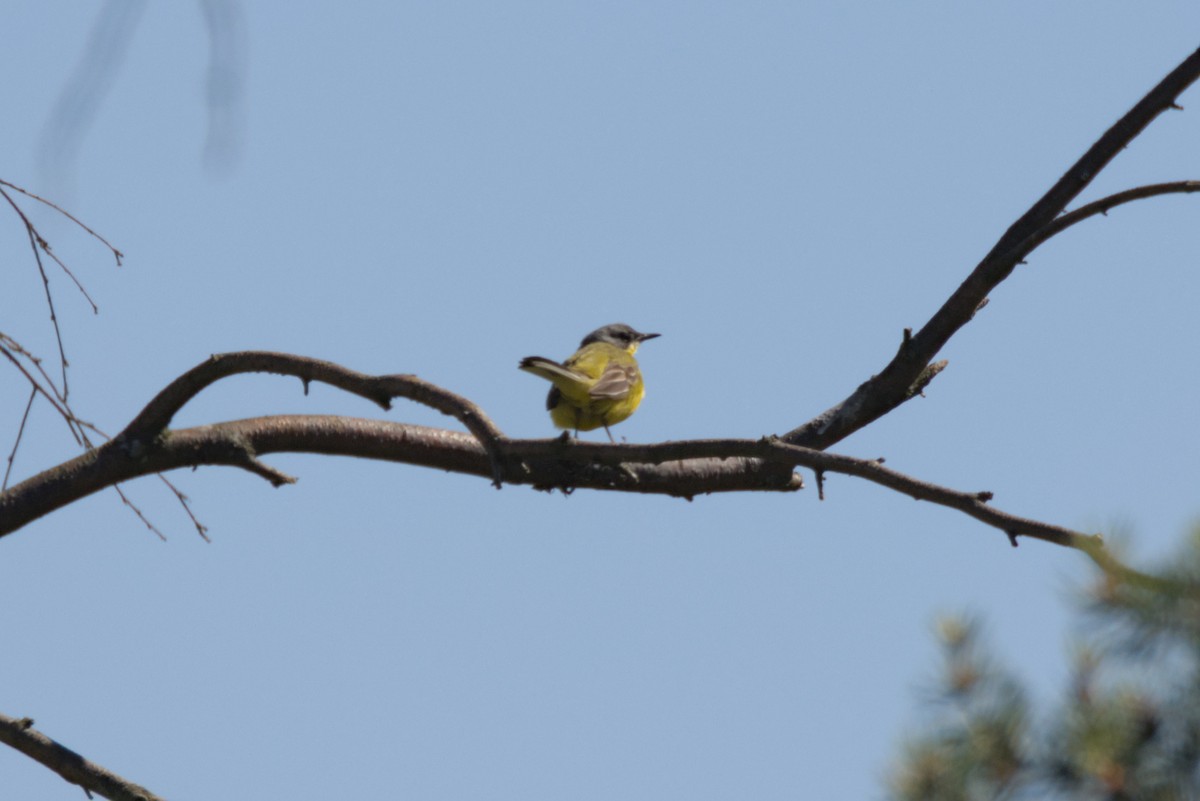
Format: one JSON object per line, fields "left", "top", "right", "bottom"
{"left": 0, "top": 179, "right": 124, "bottom": 264}
{"left": 118, "top": 351, "right": 510, "bottom": 486}
{"left": 121, "top": 352, "right": 494, "bottom": 435}
{"left": 2, "top": 185, "right": 72, "bottom": 393}
{"left": 505, "top": 436, "right": 1101, "bottom": 552}
{"left": 5, "top": 398, "right": 1173, "bottom": 590}
{"left": 1, "top": 183, "right": 104, "bottom": 315}
{"left": 0, "top": 712, "right": 165, "bottom": 801}
{"left": 0, "top": 347, "right": 1149, "bottom": 584}
{"left": 1, "top": 175, "right": 125, "bottom": 403}
{"left": 0, "top": 414, "right": 802, "bottom": 538}
{"left": 786, "top": 47, "right": 1200, "bottom": 451}
{"left": 1018, "top": 180, "right": 1200, "bottom": 256}
{"left": 0, "top": 388, "right": 1116, "bottom": 567}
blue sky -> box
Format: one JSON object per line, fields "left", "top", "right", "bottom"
{"left": 4, "top": 3, "right": 1200, "bottom": 799}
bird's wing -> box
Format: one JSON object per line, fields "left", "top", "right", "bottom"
{"left": 588, "top": 362, "right": 638, "bottom": 399}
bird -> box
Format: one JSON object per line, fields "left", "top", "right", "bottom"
{"left": 519, "top": 323, "right": 660, "bottom": 441}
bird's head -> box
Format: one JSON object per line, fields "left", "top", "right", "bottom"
{"left": 581, "top": 323, "right": 661, "bottom": 354}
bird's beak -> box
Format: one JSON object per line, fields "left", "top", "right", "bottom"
{"left": 638, "top": 332, "right": 661, "bottom": 342}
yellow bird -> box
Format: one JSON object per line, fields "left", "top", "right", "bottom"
{"left": 519, "top": 323, "right": 660, "bottom": 441}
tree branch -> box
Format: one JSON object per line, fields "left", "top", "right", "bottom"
{"left": 786, "top": 48, "right": 1200, "bottom": 451}
{"left": 1015, "top": 180, "right": 1200, "bottom": 256}
{"left": 0, "top": 378, "right": 1126, "bottom": 572}
{"left": 117, "top": 351, "right": 509, "bottom": 484}
{"left": 0, "top": 350, "right": 1173, "bottom": 588}
{"left": 1, "top": 178, "right": 123, "bottom": 401}
{"left": 503, "top": 436, "right": 1104, "bottom": 552}
{"left": 0, "top": 712, "right": 165, "bottom": 801}
{"left": 0, "top": 178, "right": 124, "bottom": 264}
{"left": 0, "top": 414, "right": 803, "bottom": 538}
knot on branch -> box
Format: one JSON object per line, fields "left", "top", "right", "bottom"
{"left": 114, "top": 433, "right": 150, "bottom": 461}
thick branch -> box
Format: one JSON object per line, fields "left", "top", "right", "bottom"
{"left": 0, "top": 416, "right": 804, "bottom": 537}
{"left": 1, "top": 408, "right": 1114, "bottom": 562}
{"left": 0, "top": 712, "right": 164, "bottom": 801}
{"left": 786, "top": 48, "right": 1200, "bottom": 450}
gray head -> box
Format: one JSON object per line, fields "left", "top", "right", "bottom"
{"left": 580, "top": 323, "right": 661, "bottom": 351}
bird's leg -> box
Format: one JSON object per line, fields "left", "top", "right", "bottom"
{"left": 603, "top": 423, "right": 615, "bottom": 443}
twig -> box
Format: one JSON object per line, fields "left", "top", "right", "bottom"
{"left": 0, "top": 178, "right": 124, "bottom": 264}
{"left": 2, "top": 185, "right": 72, "bottom": 394}
{"left": 2, "top": 184, "right": 104, "bottom": 314}
{"left": 156, "top": 473, "right": 210, "bottom": 541}
{"left": 0, "top": 335, "right": 85, "bottom": 446}
{"left": 2, "top": 177, "right": 122, "bottom": 437}
{"left": 112, "top": 483, "right": 167, "bottom": 542}
{"left": 3, "top": 388, "right": 37, "bottom": 491}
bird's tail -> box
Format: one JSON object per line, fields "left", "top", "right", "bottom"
{"left": 518, "top": 357, "right": 589, "bottom": 392}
